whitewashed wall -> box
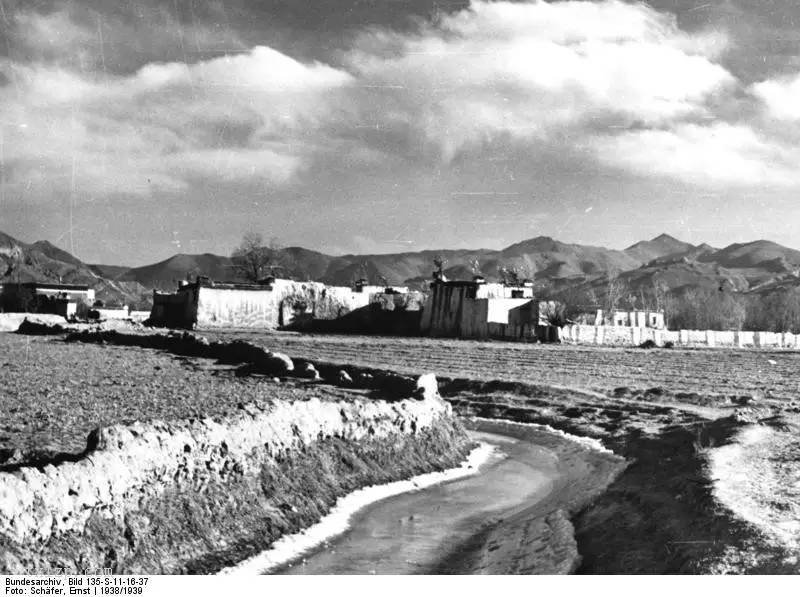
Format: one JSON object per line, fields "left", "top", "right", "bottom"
{"left": 560, "top": 324, "right": 800, "bottom": 349}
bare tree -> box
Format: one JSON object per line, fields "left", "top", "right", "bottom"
{"left": 433, "top": 255, "right": 448, "bottom": 279}
{"left": 669, "top": 287, "right": 746, "bottom": 331}
{"left": 746, "top": 290, "right": 800, "bottom": 333}
{"left": 651, "top": 280, "right": 669, "bottom": 312}
{"left": 539, "top": 301, "right": 568, "bottom": 327}
{"left": 469, "top": 258, "right": 482, "bottom": 276}
{"left": 586, "top": 286, "right": 599, "bottom": 307}
{"left": 604, "top": 277, "right": 626, "bottom": 314}
{"left": 499, "top": 264, "right": 521, "bottom": 286}
{"left": 356, "top": 261, "right": 370, "bottom": 283}
{"left": 517, "top": 262, "right": 535, "bottom": 283}
{"left": 231, "top": 232, "right": 285, "bottom": 283}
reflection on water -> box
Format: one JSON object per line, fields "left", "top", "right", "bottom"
{"left": 275, "top": 431, "right": 559, "bottom": 575}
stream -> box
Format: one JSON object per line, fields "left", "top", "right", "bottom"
{"left": 274, "top": 426, "right": 563, "bottom": 574}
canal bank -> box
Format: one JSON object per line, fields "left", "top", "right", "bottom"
{"left": 224, "top": 419, "right": 624, "bottom": 575}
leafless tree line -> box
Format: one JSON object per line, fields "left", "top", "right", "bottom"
{"left": 552, "top": 276, "right": 800, "bottom": 332}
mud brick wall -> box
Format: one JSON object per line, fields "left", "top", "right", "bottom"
{"left": 561, "top": 325, "right": 800, "bottom": 349}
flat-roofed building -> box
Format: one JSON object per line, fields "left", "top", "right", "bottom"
{"left": 420, "top": 279, "right": 556, "bottom": 341}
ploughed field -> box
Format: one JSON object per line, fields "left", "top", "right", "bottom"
{"left": 203, "top": 331, "right": 800, "bottom": 406}
{"left": 4, "top": 324, "right": 800, "bottom": 572}
{"left": 0, "top": 334, "right": 363, "bottom": 461}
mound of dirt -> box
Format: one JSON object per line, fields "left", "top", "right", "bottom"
{"left": 13, "top": 316, "right": 68, "bottom": 335}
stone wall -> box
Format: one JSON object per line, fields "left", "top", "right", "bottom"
{"left": 92, "top": 307, "right": 130, "bottom": 320}
{"left": 486, "top": 298, "right": 534, "bottom": 325}
{"left": 421, "top": 284, "right": 545, "bottom": 340}
{"left": 421, "top": 284, "right": 489, "bottom": 338}
{"left": 149, "top": 280, "right": 386, "bottom": 329}
{"left": 195, "top": 286, "right": 278, "bottom": 328}
{"left": 560, "top": 324, "right": 800, "bottom": 349}
{"left": 486, "top": 321, "right": 554, "bottom": 342}
{"left": 150, "top": 288, "right": 197, "bottom": 328}
{"left": 197, "top": 281, "right": 376, "bottom": 329}
{"left": 291, "top": 292, "right": 425, "bottom": 336}
{"left": 594, "top": 309, "right": 665, "bottom": 329}
{"left": 0, "top": 375, "right": 469, "bottom": 574}
{"left": 475, "top": 283, "right": 534, "bottom": 299}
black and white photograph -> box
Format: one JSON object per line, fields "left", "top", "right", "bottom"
{"left": 2, "top": 0, "right": 800, "bottom": 586}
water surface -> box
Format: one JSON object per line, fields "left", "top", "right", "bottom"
{"left": 276, "top": 429, "right": 560, "bottom": 574}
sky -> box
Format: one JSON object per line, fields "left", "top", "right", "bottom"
{"left": 2, "top": 0, "right": 800, "bottom": 265}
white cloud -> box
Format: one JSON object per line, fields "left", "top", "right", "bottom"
{"left": 591, "top": 123, "right": 800, "bottom": 187}
{"left": 752, "top": 73, "right": 800, "bottom": 121}
{"left": 3, "top": 0, "right": 798, "bottom": 201}
{"left": 340, "top": 0, "right": 800, "bottom": 188}
{"left": 0, "top": 47, "right": 352, "bottom": 197}
{"left": 345, "top": 0, "right": 734, "bottom": 160}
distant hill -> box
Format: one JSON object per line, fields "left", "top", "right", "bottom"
{"left": 499, "top": 236, "right": 640, "bottom": 278}
{"left": 273, "top": 237, "right": 640, "bottom": 289}
{"left": 601, "top": 238, "right": 800, "bottom": 297}
{"left": 0, "top": 231, "right": 24, "bottom": 263}
{"left": 89, "top": 264, "right": 131, "bottom": 279}
{"left": 119, "top": 253, "right": 237, "bottom": 291}
{"left": 698, "top": 240, "right": 800, "bottom": 271}
{"left": 0, "top": 232, "right": 151, "bottom": 309}
{"left": 616, "top": 260, "right": 749, "bottom": 294}
{"left": 5, "top": 230, "right": 800, "bottom": 309}
{"left": 313, "top": 249, "right": 482, "bottom": 288}
{"left": 28, "top": 240, "right": 85, "bottom": 267}
{"left": 624, "top": 234, "right": 695, "bottom": 264}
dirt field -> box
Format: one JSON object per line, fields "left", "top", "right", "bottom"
{"left": 6, "top": 325, "right": 800, "bottom": 572}
{"left": 0, "top": 334, "right": 365, "bottom": 461}
{"left": 184, "top": 330, "right": 800, "bottom": 572}
{"left": 202, "top": 330, "right": 800, "bottom": 405}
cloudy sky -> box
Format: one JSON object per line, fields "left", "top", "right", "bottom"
{"left": 2, "top": 0, "right": 800, "bottom": 265}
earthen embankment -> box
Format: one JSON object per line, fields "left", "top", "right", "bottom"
{"left": 0, "top": 328, "right": 471, "bottom": 574}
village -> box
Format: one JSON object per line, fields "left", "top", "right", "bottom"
{"left": 6, "top": 0, "right": 800, "bottom": 583}
{"left": 5, "top": 265, "right": 798, "bottom": 351}
{"left": 0, "top": 272, "right": 661, "bottom": 339}
{"left": 3, "top": 257, "right": 800, "bottom": 576}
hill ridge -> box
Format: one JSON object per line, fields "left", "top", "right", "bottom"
{"left": 4, "top": 230, "right": 800, "bottom": 304}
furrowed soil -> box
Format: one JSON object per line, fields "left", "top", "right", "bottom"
{"left": 197, "top": 330, "right": 800, "bottom": 573}
{"left": 0, "top": 329, "right": 475, "bottom": 574}
{"left": 7, "top": 325, "right": 800, "bottom": 573}
{"left": 0, "top": 334, "right": 375, "bottom": 463}
{"left": 202, "top": 331, "right": 800, "bottom": 408}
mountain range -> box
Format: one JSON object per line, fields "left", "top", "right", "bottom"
{"left": 0, "top": 231, "right": 152, "bottom": 309}
{"left": 2, "top": 229, "right": 800, "bottom": 310}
